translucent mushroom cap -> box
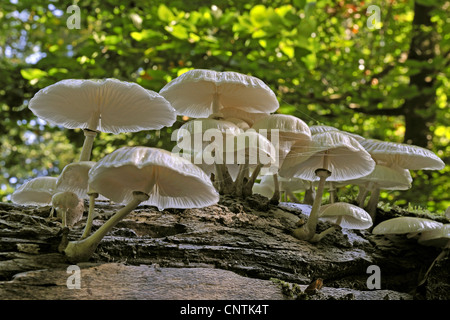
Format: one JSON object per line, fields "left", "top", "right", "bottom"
{"left": 51, "top": 191, "right": 80, "bottom": 210}
{"left": 28, "top": 78, "right": 176, "bottom": 133}
{"left": 220, "top": 108, "right": 268, "bottom": 126}
{"left": 418, "top": 224, "right": 450, "bottom": 248}
{"left": 251, "top": 114, "right": 312, "bottom": 143}
{"left": 279, "top": 131, "right": 375, "bottom": 181}
{"left": 309, "top": 125, "right": 339, "bottom": 135}
{"left": 225, "top": 130, "right": 278, "bottom": 170}
{"left": 256, "top": 175, "right": 308, "bottom": 194}
{"left": 11, "top": 177, "right": 57, "bottom": 206}
{"left": 319, "top": 202, "right": 373, "bottom": 229}
{"left": 360, "top": 139, "right": 445, "bottom": 170}
{"left": 56, "top": 161, "right": 97, "bottom": 198}
{"left": 159, "top": 69, "right": 279, "bottom": 118}
{"left": 372, "top": 217, "right": 443, "bottom": 235}
{"left": 343, "top": 164, "right": 412, "bottom": 191}
{"left": 88, "top": 146, "right": 220, "bottom": 210}
{"left": 309, "top": 125, "right": 365, "bottom": 142}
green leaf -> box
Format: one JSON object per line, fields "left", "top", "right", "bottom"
{"left": 158, "top": 4, "right": 175, "bottom": 22}
{"left": 20, "top": 68, "right": 47, "bottom": 81}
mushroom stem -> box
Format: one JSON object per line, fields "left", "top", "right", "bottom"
{"left": 80, "top": 192, "right": 98, "bottom": 239}
{"left": 310, "top": 225, "right": 338, "bottom": 243}
{"left": 366, "top": 187, "right": 380, "bottom": 221}
{"left": 270, "top": 173, "right": 280, "bottom": 204}
{"left": 328, "top": 182, "right": 337, "bottom": 204}
{"left": 243, "top": 164, "right": 263, "bottom": 197}
{"left": 221, "top": 164, "right": 234, "bottom": 194}
{"left": 234, "top": 163, "right": 248, "bottom": 196}
{"left": 62, "top": 208, "right": 68, "bottom": 228}
{"left": 293, "top": 168, "right": 331, "bottom": 241}
{"left": 286, "top": 190, "right": 300, "bottom": 203}
{"left": 79, "top": 129, "right": 98, "bottom": 161}
{"left": 211, "top": 91, "right": 221, "bottom": 114}
{"left": 214, "top": 163, "right": 225, "bottom": 194}
{"left": 63, "top": 191, "right": 149, "bottom": 262}
{"left": 357, "top": 186, "right": 369, "bottom": 207}
{"left": 304, "top": 182, "right": 315, "bottom": 205}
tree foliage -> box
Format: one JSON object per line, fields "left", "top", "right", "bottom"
{"left": 1, "top": 0, "right": 448, "bottom": 212}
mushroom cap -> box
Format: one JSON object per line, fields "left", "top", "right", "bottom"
{"left": 279, "top": 131, "right": 375, "bottom": 182}
{"left": 252, "top": 181, "right": 274, "bottom": 198}
{"left": 88, "top": 146, "right": 219, "bottom": 210}
{"left": 257, "top": 175, "right": 309, "bottom": 193}
{"left": 342, "top": 164, "right": 412, "bottom": 190}
{"left": 51, "top": 191, "right": 80, "bottom": 210}
{"left": 221, "top": 108, "right": 268, "bottom": 126}
{"left": 224, "top": 130, "right": 278, "bottom": 169}
{"left": 223, "top": 117, "right": 251, "bottom": 130}
{"left": 319, "top": 202, "right": 373, "bottom": 229}
{"left": 159, "top": 69, "right": 279, "bottom": 118}
{"left": 360, "top": 139, "right": 445, "bottom": 170}
{"left": 11, "top": 177, "right": 57, "bottom": 206}
{"left": 251, "top": 114, "right": 312, "bottom": 143}
{"left": 56, "top": 161, "right": 97, "bottom": 198}
{"left": 418, "top": 224, "right": 450, "bottom": 248}
{"left": 372, "top": 217, "right": 443, "bottom": 235}
{"left": 309, "top": 125, "right": 339, "bottom": 135}
{"left": 310, "top": 125, "right": 364, "bottom": 142}
{"left": 28, "top": 78, "right": 176, "bottom": 133}
{"left": 176, "top": 118, "right": 242, "bottom": 157}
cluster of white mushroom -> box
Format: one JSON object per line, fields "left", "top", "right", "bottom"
{"left": 11, "top": 77, "right": 221, "bottom": 262}
{"left": 9, "top": 69, "right": 446, "bottom": 260}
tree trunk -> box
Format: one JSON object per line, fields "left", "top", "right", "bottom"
{"left": 403, "top": 2, "right": 439, "bottom": 148}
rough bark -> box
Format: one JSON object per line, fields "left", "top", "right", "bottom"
{"left": 0, "top": 197, "right": 449, "bottom": 300}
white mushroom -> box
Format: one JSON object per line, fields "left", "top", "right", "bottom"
{"left": 62, "top": 146, "right": 220, "bottom": 262}
{"left": 51, "top": 191, "right": 82, "bottom": 228}
{"left": 281, "top": 131, "right": 375, "bottom": 242}
{"left": 55, "top": 161, "right": 105, "bottom": 239}
{"left": 159, "top": 69, "right": 279, "bottom": 118}
{"left": 175, "top": 118, "right": 241, "bottom": 194}
{"left": 360, "top": 139, "right": 445, "bottom": 171}
{"left": 28, "top": 78, "right": 176, "bottom": 161}
{"left": 11, "top": 177, "right": 57, "bottom": 206}
{"left": 343, "top": 164, "right": 413, "bottom": 219}
{"left": 225, "top": 130, "right": 278, "bottom": 197}
{"left": 251, "top": 114, "right": 312, "bottom": 203}
{"left": 372, "top": 217, "right": 443, "bottom": 235}
{"left": 304, "top": 202, "right": 373, "bottom": 242}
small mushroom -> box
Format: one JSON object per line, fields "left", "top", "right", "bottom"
{"left": 28, "top": 78, "right": 176, "bottom": 161}
{"left": 11, "top": 176, "right": 57, "bottom": 206}
{"left": 51, "top": 191, "right": 83, "bottom": 228}
{"left": 280, "top": 131, "right": 375, "bottom": 242}
{"left": 372, "top": 217, "right": 443, "bottom": 236}
{"left": 61, "top": 146, "right": 219, "bottom": 262}
{"left": 55, "top": 161, "right": 104, "bottom": 239}
{"left": 303, "top": 202, "right": 372, "bottom": 242}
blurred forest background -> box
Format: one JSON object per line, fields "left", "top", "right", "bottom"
{"left": 0, "top": 0, "right": 448, "bottom": 212}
